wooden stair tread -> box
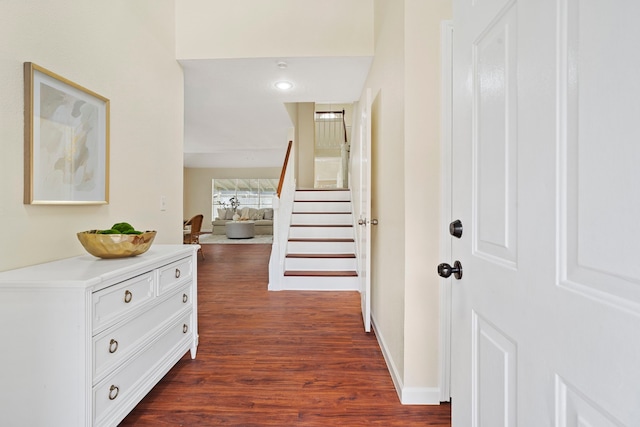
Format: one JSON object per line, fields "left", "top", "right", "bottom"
{"left": 290, "top": 224, "right": 353, "bottom": 227}
{"left": 293, "top": 201, "right": 350, "bottom": 203}
{"left": 286, "top": 253, "right": 356, "bottom": 259}
{"left": 284, "top": 270, "right": 358, "bottom": 277}
{"left": 292, "top": 211, "right": 350, "bottom": 214}
{"left": 288, "top": 238, "right": 354, "bottom": 243}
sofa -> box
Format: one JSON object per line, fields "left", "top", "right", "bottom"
{"left": 212, "top": 207, "right": 274, "bottom": 235}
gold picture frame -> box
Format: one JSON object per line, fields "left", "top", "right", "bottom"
{"left": 24, "top": 62, "right": 110, "bottom": 204}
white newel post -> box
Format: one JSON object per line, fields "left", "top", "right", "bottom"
{"left": 268, "top": 176, "right": 295, "bottom": 291}
{"left": 268, "top": 196, "right": 282, "bottom": 290}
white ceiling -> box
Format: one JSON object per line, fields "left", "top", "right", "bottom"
{"left": 181, "top": 56, "right": 373, "bottom": 169}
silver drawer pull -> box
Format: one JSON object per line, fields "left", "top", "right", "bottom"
{"left": 183, "top": 324, "right": 188, "bottom": 334}
{"left": 108, "top": 339, "right": 119, "bottom": 354}
{"left": 182, "top": 293, "right": 188, "bottom": 303}
{"left": 108, "top": 385, "right": 119, "bottom": 400}
{"left": 123, "top": 290, "right": 132, "bottom": 303}
{"left": 175, "top": 268, "right": 181, "bottom": 279}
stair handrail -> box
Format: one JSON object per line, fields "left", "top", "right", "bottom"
{"left": 277, "top": 140, "right": 293, "bottom": 198}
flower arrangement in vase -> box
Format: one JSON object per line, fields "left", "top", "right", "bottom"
{"left": 228, "top": 196, "right": 240, "bottom": 211}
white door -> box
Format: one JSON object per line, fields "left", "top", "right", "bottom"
{"left": 450, "top": 0, "right": 640, "bottom": 425}
{"left": 356, "top": 88, "right": 372, "bottom": 332}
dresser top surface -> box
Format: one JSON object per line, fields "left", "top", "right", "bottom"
{"left": 0, "top": 245, "right": 197, "bottom": 288}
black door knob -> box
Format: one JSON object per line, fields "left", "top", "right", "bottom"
{"left": 437, "top": 260, "right": 463, "bottom": 280}
{"left": 449, "top": 219, "right": 463, "bottom": 238}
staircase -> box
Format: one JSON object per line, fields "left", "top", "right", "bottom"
{"left": 281, "top": 189, "right": 359, "bottom": 291}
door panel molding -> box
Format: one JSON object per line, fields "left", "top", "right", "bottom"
{"left": 472, "top": 311, "right": 517, "bottom": 427}
{"left": 472, "top": 2, "right": 518, "bottom": 269}
{"left": 557, "top": 0, "right": 640, "bottom": 313}
{"left": 555, "top": 375, "right": 624, "bottom": 427}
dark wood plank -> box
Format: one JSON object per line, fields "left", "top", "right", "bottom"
{"left": 119, "top": 243, "right": 451, "bottom": 426}
{"left": 284, "top": 270, "right": 358, "bottom": 277}
{"left": 293, "top": 201, "right": 351, "bottom": 204}
{"left": 295, "top": 188, "right": 350, "bottom": 191}
{"left": 286, "top": 253, "right": 356, "bottom": 258}
{"left": 288, "top": 238, "right": 355, "bottom": 243}
{"left": 290, "top": 224, "right": 353, "bottom": 228}
{"left": 292, "top": 211, "right": 351, "bottom": 214}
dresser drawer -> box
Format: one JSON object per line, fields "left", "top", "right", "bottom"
{"left": 93, "top": 284, "right": 193, "bottom": 382}
{"left": 93, "top": 310, "right": 193, "bottom": 426}
{"left": 158, "top": 256, "right": 193, "bottom": 295}
{"left": 92, "top": 272, "right": 155, "bottom": 332}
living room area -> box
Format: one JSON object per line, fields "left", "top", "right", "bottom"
{"left": 202, "top": 176, "right": 276, "bottom": 245}
{"left": 211, "top": 178, "right": 277, "bottom": 236}
{"left": 183, "top": 169, "right": 281, "bottom": 244}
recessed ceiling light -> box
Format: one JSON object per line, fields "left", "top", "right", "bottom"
{"left": 274, "top": 81, "right": 293, "bottom": 90}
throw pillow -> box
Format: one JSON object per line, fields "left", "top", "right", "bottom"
{"left": 225, "top": 208, "right": 235, "bottom": 220}
{"left": 263, "top": 208, "right": 274, "bottom": 220}
{"left": 240, "top": 207, "right": 251, "bottom": 220}
{"left": 217, "top": 208, "right": 226, "bottom": 220}
{"left": 249, "top": 208, "right": 261, "bottom": 220}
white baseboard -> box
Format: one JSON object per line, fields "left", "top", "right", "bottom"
{"left": 400, "top": 386, "right": 442, "bottom": 405}
{"left": 371, "top": 315, "right": 442, "bottom": 405}
{"left": 371, "top": 314, "right": 403, "bottom": 401}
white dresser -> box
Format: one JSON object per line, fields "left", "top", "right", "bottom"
{"left": 0, "top": 244, "right": 199, "bottom": 426}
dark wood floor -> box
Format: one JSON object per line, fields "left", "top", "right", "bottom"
{"left": 120, "top": 243, "right": 451, "bottom": 426}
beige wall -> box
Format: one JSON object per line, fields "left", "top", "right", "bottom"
{"left": 175, "top": 0, "right": 374, "bottom": 59}
{"left": 0, "top": 0, "right": 184, "bottom": 272}
{"left": 184, "top": 167, "right": 281, "bottom": 229}
{"left": 360, "top": 0, "right": 451, "bottom": 399}
{"left": 367, "top": 0, "right": 408, "bottom": 385}
{"left": 403, "top": 0, "right": 452, "bottom": 390}
{"left": 295, "top": 103, "right": 316, "bottom": 189}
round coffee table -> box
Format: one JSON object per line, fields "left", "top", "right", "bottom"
{"left": 225, "top": 221, "right": 255, "bottom": 239}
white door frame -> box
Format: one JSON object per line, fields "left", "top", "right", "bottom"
{"left": 358, "top": 88, "right": 372, "bottom": 333}
{"left": 438, "top": 20, "right": 453, "bottom": 403}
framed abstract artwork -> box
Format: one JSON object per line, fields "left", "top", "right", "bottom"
{"left": 24, "top": 62, "right": 109, "bottom": 204}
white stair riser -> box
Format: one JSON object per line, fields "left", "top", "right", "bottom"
{"left": 287, "top": 241, "right": 355, "bottom": 253}
{"left": 285, "top": 257, "right": 357, "bottom": 271}
{"left": 293, "top": 201, "right": 352, "bottom": 213}
{"left": 281, "top": 275, "right": 359, "bottom": 291}
{"left": 294, "top": 191, "right": 351, "bottom": 202}
{"left": 289, "top": 227, "right": 354, "bottom": 239}
{"left": 291, "top": 214, "right": 352, "bottom": 225}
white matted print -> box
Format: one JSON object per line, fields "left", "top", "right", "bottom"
{"left": 24, "top": 62, "right": 109, "bottom": 204}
